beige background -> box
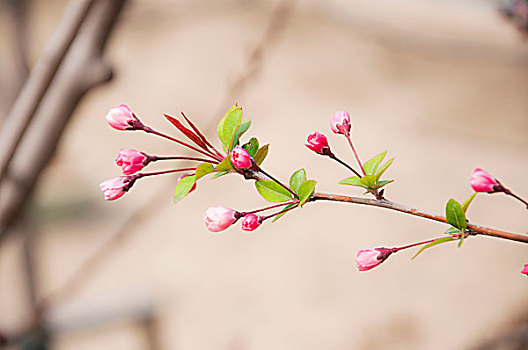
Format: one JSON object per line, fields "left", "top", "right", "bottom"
{"left": 1, "top": 0, "right": 528, "bottom": 349}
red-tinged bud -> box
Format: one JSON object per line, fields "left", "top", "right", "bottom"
{"left": 241, "top": 213, "right": 260, "bottom": 231}
{"left": 470, "top": 168, "right": 500, "bottom": 193}
{"left": 231, "top": 145, "right": 252, "bottom": 169}
{"left": 204, "top": 206, "right": 238, "bottom": 233}
{"left": 356, "top": 247, "right": 393, "bottom": 271}
{"left": 115, "top": 149, "right": 150, "bottom": 175}
{"left": 99, "top": 176, "right": 135, "bottom": 201}
{"left": 105, "top": 104, "right": 144, "bottom": 130}
{"left": 330, "top": 110, "right": 352, "bottom": 135}
{"left": 177, "top": 173, "right": 197, "bottom": 193}
{"left": 305, "top": 131, "right": 331, "bottom": 155}
{"left": 522, "top": 264, "right": 528, "bottom": 276}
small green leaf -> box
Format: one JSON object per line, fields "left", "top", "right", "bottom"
{"left": 446, "top": 199, "right": 466, "bottom": 230}
{"left": 215, "top": 157, "right": 233, "bottom": 172}
{"left": 363, "top": 151, "right": 387, "bottom": 175}
{"left": 370, "top": 180, "right": 394, "bottom": 190}
{"left": 412, "top": 236, "right": 455, "bottom": 260}
{"left": 242, "top": 137, "right": 259, "bottom": 157}
{"left": 298, "top": 180, "right": 316, "bottom": 206}
{"left": 230, "top": 120, "right": 251, "bottom": 151}
{"left": 340, "top": 176, "right": 363, "bottom": 187}
{"left": 444, "top": 226, "right": 461, "bottom": 235}
{"left": 174, "top": 175, "right": 196, "bottom": 203}
{"left": 217, "top": 104, "right": 242, "bottom": 151}
{"left": 375, "top": 158, "right": 394, "bottom": 180}
{"left": 272, "top": 203, "right": 298, "bottom": 222}
{"left": 255, "top": 180, "right": 293, "bottom": 202}
{"left": 212, "top": 171, "right": 229, "bottom": 179}
{"left": 360, "top": 175, "right": 377, "bottom": 188}
{"left": 253, "top": 144, "right": 269, "bottom": 166}
{"left": 290, "top": 169, "right": 307, "bottom": 194}
{"left": 462, "top": 192, "right": 477, "bottom": 214}
{"left": 195, "top": 163, "right": 215, "bottom": 181}
{"left": 217, "top": 105, "right": 237, "bottom": 147}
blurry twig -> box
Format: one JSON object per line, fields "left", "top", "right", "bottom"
{"left": 0, "top": 0, "right": 30, "bottom": 115}
{"left": 0, "top": 0, "right": 96, "bottom": 183}
{"left": 0, "top": 0, "right": 127, "bottom": 239}
{"left": 220, "top": 0, "right": 296, "bottom": 111}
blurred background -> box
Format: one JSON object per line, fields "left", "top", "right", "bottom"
{"left": 1, "top": 0, "right": 528, "bottom": 349}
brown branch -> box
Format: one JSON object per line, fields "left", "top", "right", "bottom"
{"left": 311, "top": 193, "right": 528, "bottom": 244}
{"left": 0, "top": 0, "right": 128, "bottom": 239}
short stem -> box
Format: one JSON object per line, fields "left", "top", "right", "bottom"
{"left": 136, "top": 167, "right": 196, "bottom": 178}
{"left": 143, "top": 127, "right": 222, "bottom": 161}
{"left": 151, "top": 156, "right": 218, "bottom": 164}
{"left": 393, "top": 235, "right": 459, "bottom": 253}
{"left": 503, "top": 188, "right": 528, "bottom": 209}
{"left": 241, "top": 200, "right": 299, "bottom": 216}
{"left": 328, "top": 153, "right": 362, "bottom": 177}
{"left": 345, "top": 133, "right": 365, "bottom": 175}
{"left": 260, "top": 203, "right": 299, "bottom": 221}
{"left": 255, "top": 165, "right": 299, "bottom": 199}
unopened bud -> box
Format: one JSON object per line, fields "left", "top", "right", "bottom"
{"left": 204, "top": 206, "right": 237, "bottom": 233}
{"left": 305, "top": 131, "right": 331, "bottom": 155}
{"left": 230, "top": 145, "right": 252, "bottom": 169}
{"left": 241, "top": 213, "right": 260, "bottom": 231}
{"left": 105, "top": 104, "right": 144, "bottom": 131}
{"left": 330, "top": 110, "right": 352, "bottom": 135}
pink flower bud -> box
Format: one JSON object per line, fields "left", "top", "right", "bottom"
{"left": 204, "top": 206, "right": 237, "bottom": 232}
{"left": 356, "top": 247, "right": 393, "bottom": 271}
{"left": 305, "top": 131, "right": 331, "bottom": 155}
{"left": 522, "top": 264, "right": 528, "bottom": 276}
{"left": 177, "top": 173, "right": 197, "bottom": 193}
{"left": 105, "top": 104, "right": 143, "bottom": 130}
{"left": 230, "top": 145, "right": 252, "bottom": 169}
{"left": 470, "top": 168, "right": 499, "bottom": 193}
{"left": 330, "top": 110, "right": 352, "bottom": 135}
{"left": 99, "top": 176, "right": 133, "bottom": 201}
{"left": 241, "top": 213, "right": 260, "bottom": 231}
{"left": 115, "top": 149, "right": 149, "bottom": 175}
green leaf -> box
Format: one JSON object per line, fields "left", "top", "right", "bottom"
{"left": 215, "top": 157, "right": 233, "bottom": 172}
{"left": 230, "top": 120, "right": 251, "bottom": 151}
{"left": 462, "top": 192, "right": 477, "bottom": 214}
{"left": 444, "top": 226, "right": 461, "bottom": 235}
{"left": 375, "top": 158, "right": 394, "bottom": 180}
{"left": 363, "top": 151, "right": 387, "bottom": 175}
{"left": 195, "top": 163, "right": 215, "bottom": 181}
{"left": 446, "top": 199, "right": 467, "bottom": 230}
{"left": 253, "top": 144, "right": 269, "bottom": 166}
{"left": 272, "top": 203, "right": 298, "bottom": 222}
{"left": 360, "top": 175, "right": 377, "bottom": 188}
{"left": 340, "top": 176, "right": 363, "bottom": 187}
{"left": 412, "top": 236, "right": 455, "bottom": 260}
{"left": 242, "top": 137, "right": 259, "bottom": 157}
{"left": 217, "top": 105, "right": 237, "bottom": 147}
{"left": 255, "top": 180, "right": 293, "bottom": 202}
{"left": 174, "top": 175, "right": 196, "bottom": 203}
{"left": 212, "top": 171, "right": 229, "bottom": 179}
{"left": 370, "top": 180, "right": 394, "bottom": 190}
{"left": 290, "top": 169, "right": 307, "bottom": 194}
{"left": 298, "top": 180, "right": 316, "bottom": 206}
{"left": 217, "top": 104, "right": 242, "bottom": 151}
